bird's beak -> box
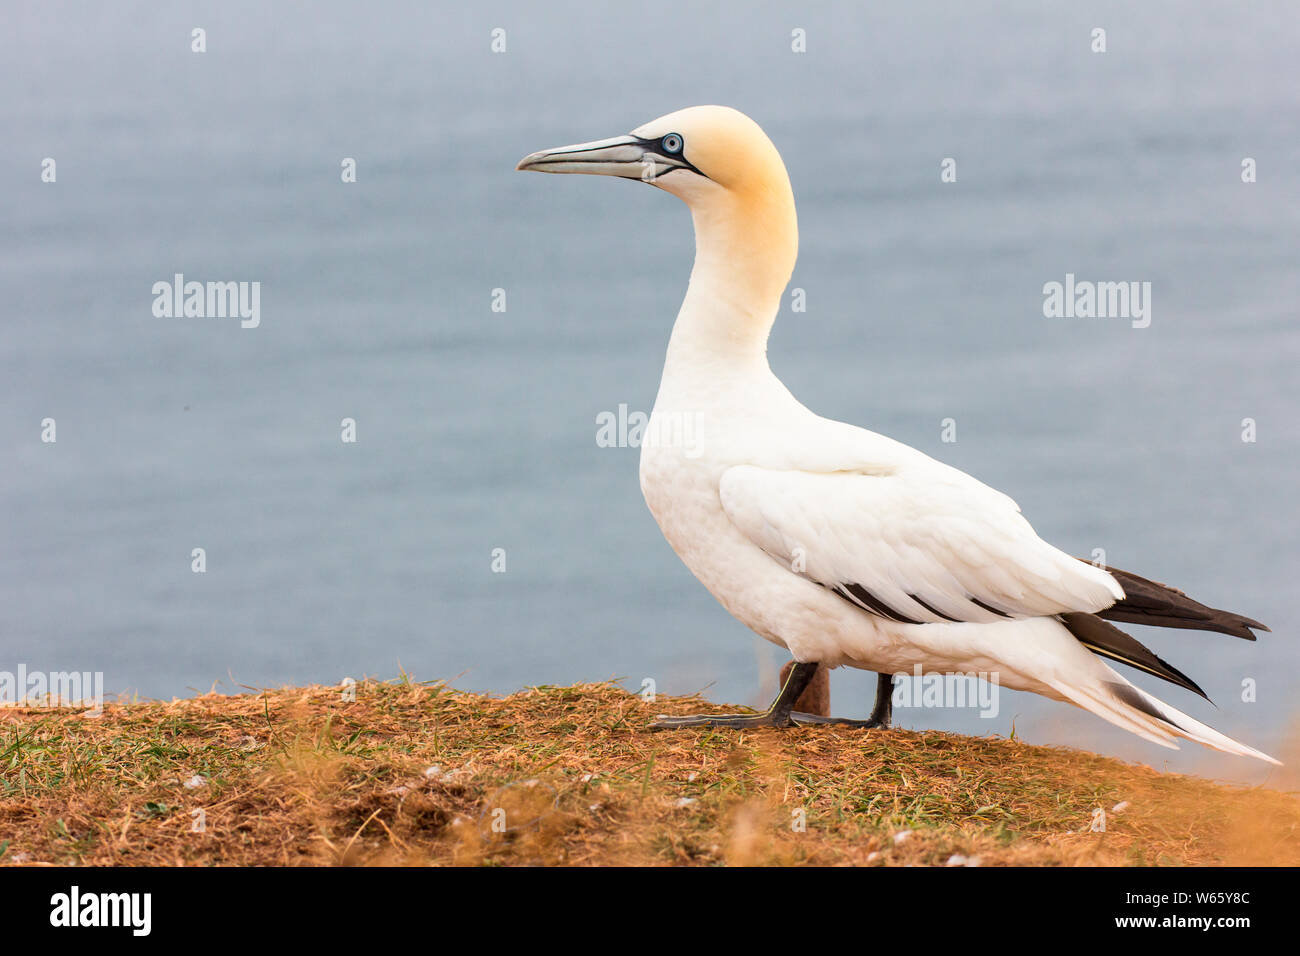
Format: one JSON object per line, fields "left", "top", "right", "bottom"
{"left": 516, "top": 134, "right": 693, "bottom": 180}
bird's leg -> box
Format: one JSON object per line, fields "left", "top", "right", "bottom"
{"left": 649, "top": 661, "right": 818, "bottom": 730}
{"left": 790, "top": 671, "right": 895, "bottom": 728}
{"left": 868, "top": 671, "right": 894, "bottom": 727}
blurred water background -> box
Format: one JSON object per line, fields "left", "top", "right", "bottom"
{"left": 4, "top": 1, "right": 1297, "bottom": 779}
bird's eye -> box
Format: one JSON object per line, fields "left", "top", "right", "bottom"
{"left": 661, "top": 133, "right": 683, "bottom": 154}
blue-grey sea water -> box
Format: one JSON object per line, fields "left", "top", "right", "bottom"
{"left": 4, "top": 1, "right": 1297, "bottom": 780}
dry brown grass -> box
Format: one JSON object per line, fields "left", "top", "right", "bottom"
{"left": 1, "top": 679, "right": 1297, "bottom": 866}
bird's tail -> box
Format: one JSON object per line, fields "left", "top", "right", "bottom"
{"left": 1046, "top": 665, "right": 1279, "bottom": 765}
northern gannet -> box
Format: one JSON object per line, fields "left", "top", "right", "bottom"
{"left": 517, "top": 106, "right": 1277, "bottom": 763}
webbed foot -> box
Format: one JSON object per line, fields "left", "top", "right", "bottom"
{"left": 648, "top": 711, "right": 797, "bottom": 730}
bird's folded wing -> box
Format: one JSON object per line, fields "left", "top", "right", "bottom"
{"left": 718, "top": 464, "right": 1123, "bottom": 624}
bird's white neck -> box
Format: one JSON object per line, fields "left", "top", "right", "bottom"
{"left": 664, "top": 186, "right": 799, "bottom": 374}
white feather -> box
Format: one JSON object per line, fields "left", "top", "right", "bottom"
{"left": 719, "top": 464, "right": 1123, "bottom": 624}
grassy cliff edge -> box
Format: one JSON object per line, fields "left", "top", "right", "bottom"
{"left": 2, "top": 679, "right": 1297, "bottom": 866}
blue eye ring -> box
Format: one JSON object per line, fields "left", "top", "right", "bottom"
{"left": 661, "top": 133, "right": 683, "bottom": 154}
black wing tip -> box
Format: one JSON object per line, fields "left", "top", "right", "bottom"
{"left": 1061, "top": 612, "right": 1212, "bottom": 702}
{"left": 1209, "top": 614, "right": 1268, "bottom": 641}
{"left": 1212, "top": 611, "right": 1269, "bottom": 639}
{"left": 1139, "top": 652, "right": 1211, "bottom": 703}
{"left": 1095, "top": 607, "right": 1263, "bottom": 641}
{"left": 1216, "top": 618, "right": 1263, "bottom": 641}
{"left": 1096, "top": 565, "right": 1271, "bottom": 641}
{"left": 1170, "top": 666, "right": 1211, "bottom": 703}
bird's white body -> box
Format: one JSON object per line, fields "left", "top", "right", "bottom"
{"left": 641, "top": 273, "right": 1110, "bottom": 695}
{"left": 520, "top": 105, "right": 1277, "bottom": 763}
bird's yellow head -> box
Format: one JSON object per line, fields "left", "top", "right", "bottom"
{"left": 517, "top": 105, "right": 792, "bottom": 209}
{"left": 517, "top": 106, "right": 799, "bottom": 312}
